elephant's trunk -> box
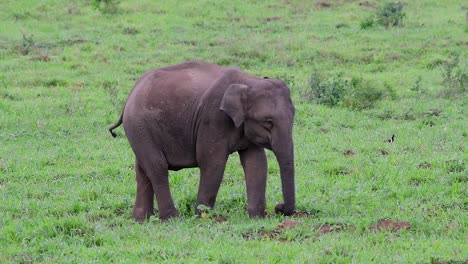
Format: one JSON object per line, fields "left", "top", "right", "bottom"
{"left": 273, "top": 131, "right": 295, "bottom": 215}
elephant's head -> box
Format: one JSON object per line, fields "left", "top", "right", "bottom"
{"left": 220, "top": 79, "right": 296, "bottom": 215}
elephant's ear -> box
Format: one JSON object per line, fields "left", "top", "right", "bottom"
{"left": 220, "top": 84, "right": 248, "bottom": 128}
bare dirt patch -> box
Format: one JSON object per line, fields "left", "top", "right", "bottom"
{"left": 417, "top": 162, "right": 432, "bottom": 169}
{"left": 265, "top": 16, "right": 281, "bottom": 22}
{"left": 358, "top": 1, "right": 377, "bottom": 9}
{"left": 344, "top": 150, "right": 356, "bottom": 157}
{"left": 370, "top": 219, "right": 411, "bottom": 232}
{"left": 277, "top": 220, "right": 303, "bottom": 230}
{"left": 29, "top": 54, "right": 51, "bottom": 62}
{"left": 380, "top": 149, "right": 390, "bottom": 155}
{"left": 212, "top": 214, "right": 227, "bottom": 223}
{"left": 318, "top": 223, "right": 355, "bottom": 234}
{"left": 243, "top": 220, "right": 303, "bottom": 241}
{"left": 292, "top": 211, "right": 313, "bottom": 218}
{"left": 315, "top": 0, "right": 332, "bottom": 8}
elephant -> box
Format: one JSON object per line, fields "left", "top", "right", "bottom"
{"left": 109, "top": 60, "right": 295, "bottom": 221}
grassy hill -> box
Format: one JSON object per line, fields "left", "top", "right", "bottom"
{"left": 0, "top": 0, "right": 466, "bottom": 263}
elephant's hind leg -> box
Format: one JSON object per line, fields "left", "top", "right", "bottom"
{"left": 139, "top": 155, "right": 179, "bottom": 220}
{"left": 133, "top": 160, "right": 155, "bottom": 222}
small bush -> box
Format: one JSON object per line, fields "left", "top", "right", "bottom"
{"left": 92, "top": 0, "right": 120, "bottom": 14}
{"left": 304, "top": 70, "right": 348, "bottom": 107}
{"left": 360, "top": 16, "right": 375, "bottom": 29}
{"left": 301, "top": 70, "right": 385, "bottom": 110}
{"left": 376, "top": 2, "right": 405, "bottom": 27}
{"left": 439, "top": 54, "right": 468, "bottom": 98}
{"left": 20, "top": 34, "right": 35, "bottom": 55}
{"left": 410, "top": 76, "right": 426, "bottom": 97}
{"left": 361, "top": 2, "right": 405, "bottom": 29}
{"left": 342, "top": 78, "right": 384, "bottom": 110}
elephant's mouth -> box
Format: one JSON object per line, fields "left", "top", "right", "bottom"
{"left": 253, "top": 141, "right": 272, "bottom": 150}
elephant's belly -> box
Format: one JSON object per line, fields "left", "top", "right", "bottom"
{"left": 164, "top": 149, "right": 198, "bottom": 171}
{"left": 167, "top": 159, "right": 198, "bottom": 171}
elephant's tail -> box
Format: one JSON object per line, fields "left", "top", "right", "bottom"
{"left": 109, "top": 110, "right": 123, "bottom": 138}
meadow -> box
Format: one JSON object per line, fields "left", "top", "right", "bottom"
{"left": 0, "top": 0, "right": 466, "bottom": 263}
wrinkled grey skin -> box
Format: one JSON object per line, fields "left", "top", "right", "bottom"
{"left": 109, "top": 61, "right": 295, "bottom": 221}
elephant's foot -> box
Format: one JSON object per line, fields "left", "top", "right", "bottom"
{"left": 248, "top": 209, "right": 266, "bottom": 218}
{"left": 133, "top": 207, "right": 154, "bottom": 222}
{"left": 248, "top": 204, "right": 266, "bottom": 218}
{"left": 159, "top": 209, "right": 179, "bottom": 221}
{"left": 274, "top": 203, "right": 295, "bottom": 216}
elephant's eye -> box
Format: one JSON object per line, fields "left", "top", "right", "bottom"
{"left": 263, "top": 119, "right": 273, "bottom": 130}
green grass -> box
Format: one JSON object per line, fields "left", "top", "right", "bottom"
{"left": 0, "top": 0, "right": 467, "bottom": 263}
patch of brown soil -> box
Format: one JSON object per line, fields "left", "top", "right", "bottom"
{"left": 315, "top": 0, "right": 332, "bottom": 8}
{"left": 358, "top": 1, "right": 377, "bottom": 8}
{"left": 381, "top": 149, "right": 389, "bottom": 155}
{"left": 277, "top": 220, "right": 303, "bottom": 230}
{"left": 417, "top": 162, "right": 432, "bottom": 169}
{"left": 29, "top": 54, "right": 51, "bottom": 62}
{"left": 243, "top": 220, "right": 303, "bottom": 241}
{"left": 265, "top": 16, "right": 281, "bottom": 22}
{"left": 292, "top": 211, "right": 312, "bottom": 218}
{"left": 68, "top": 39, "right": 87, "bottom": 45}
{"left": 318, "top": 223, "right": 355, "bottom": 234}
{"left": 344, "top": 150, "right": 356, "bottom": 157}
{"left": 243, "top": 230, "right": 280, "bottom": 240}
{"left": 212, "top": 215, "right": 227, "bottom": 223}
{"left": 370, "top": 219, "right": 411, "bottom": 232}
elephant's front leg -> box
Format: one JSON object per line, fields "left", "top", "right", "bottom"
{"left": 195, "top": 154, "right": 228, "bottom": 215}
{"left": 239, "top": 147, "right": 267, "bottom": 218}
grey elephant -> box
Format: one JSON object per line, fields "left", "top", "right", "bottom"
{"left": 109, "top": 61, "right": 295, "bottom": 221}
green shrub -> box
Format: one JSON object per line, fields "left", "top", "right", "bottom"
{"left": 342, "top": 78, "right": 384, "bottom": 110}
{"left": 360, "top": 16, "right": 375, "bottom": 29}
{"left": 439, "top": 54, "right": 468, "bottom": 98}
{"left": 303, "top": 70, "right": 348, "bottom": 107}
{"left": 20, "top": 34, "right": 35, "bottom": 55}
{"left": 301, "top": 70, "right": 385, "bottom": 110}
{"left": 376, "top": 2, "right": 405, "bottom": 27}
{"left": 92, "top": 0, "right": 120, "bottom": 14}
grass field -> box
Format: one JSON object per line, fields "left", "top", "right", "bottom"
{"left": 0, "top": 0, "right": 467, "bottom": 263}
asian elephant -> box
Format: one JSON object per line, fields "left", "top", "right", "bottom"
{"left": 109, "top": 61, "right": 295, "bottom": 221}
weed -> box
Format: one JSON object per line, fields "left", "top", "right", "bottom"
{"left": 439, "top": 54, "right": 468, "bottom": 98}
{"left": 92, "top": 0, "right": 120, "bottom": 14}
{"left": 444, "top": 159, "right": 465, "bottom": 174}
{"left": 360, "top": 16, "right": 375, "bottom": 29}
{"left": 20, "top": 34, "right": 35, "bottom": 55}
{"left": 411, "top": 76, "right": 423, "bottom": 96}
{"left": 376, "top": 2, "right": 405, "bottom": 28}
{"left": 342, "top": 77, "right": 384, "bottom": 110}
{"left": 302, "top": 70, "right": 384, "bottom": 110}
{"left": 360, "top": 2, "right": 405, "bottom": 29}
{"left": 123, "top": 27, "right": 139, "bottom": 35}
{"left": 302, "top": 70, "right": 347, "bottom": 107}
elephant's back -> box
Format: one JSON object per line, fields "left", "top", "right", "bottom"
{"left": 132, "top": 61, "right": 224, "bottom": 107}
{"left": 122, "top": 61, "right": 226, "bottom": 136}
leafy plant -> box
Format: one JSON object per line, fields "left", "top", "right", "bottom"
{"left": 20, "top": 34, "right": 35, "bottom": 55}
{"left": 92, "top": 0, "right": 120, "bottom": 14}
{"left": 376, "top": 2, "right": 405, "bottom": 27}
{"left": 439, "top": 53, "right": 468, "bottom": 98}
{"left": 302, "top": 70, "right": 384, "bottom": 110}
{"left": 342, "top": 78, "right": 384, "bottom": 110}
{"left": 410, "top": 76, "right": 426, "bottom": 97}
{"left": 303, "top": 70, "right": 348, "bottom": 107}
{"left": 360, "top": 16, "right": 375, "bottom": 29}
